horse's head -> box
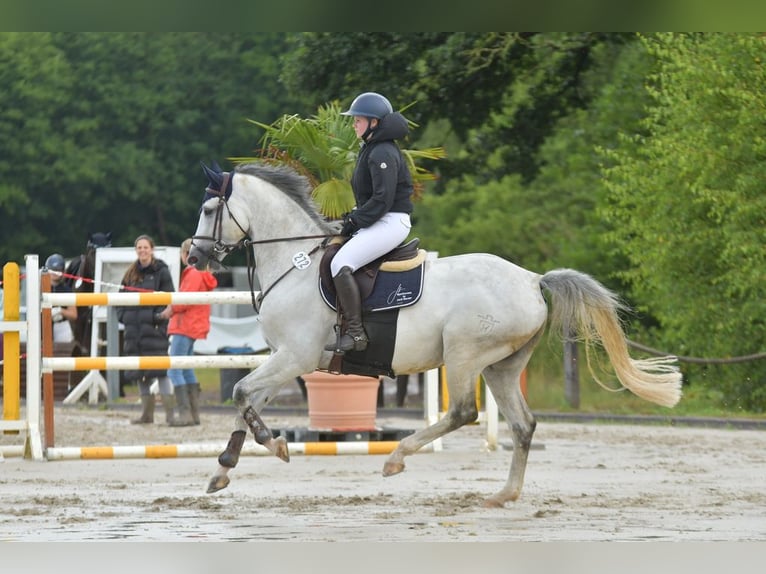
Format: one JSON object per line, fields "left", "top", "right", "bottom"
{"left": 87, "top": 231, "right": 112, "bottom": 250}
{"left": 188, "top": 161, "right": 249, "bottom": 271}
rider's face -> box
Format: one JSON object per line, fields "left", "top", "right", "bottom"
{"left": 353, "top": 116, "right": 377, "bottom": 139}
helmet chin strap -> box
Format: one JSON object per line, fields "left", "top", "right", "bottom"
{"left": 361, "top": 117, "right": 377, "bottom": 141}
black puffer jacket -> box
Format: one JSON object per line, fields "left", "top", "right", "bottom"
{"left": 117, "top": 258, "right": 175, "bottom": 381}
{"left": 348, "top": 111, "right": 414, "bottom": 229}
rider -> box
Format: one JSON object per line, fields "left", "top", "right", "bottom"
{"left": 326, "top": 92, "right": 415, "bottom": 353}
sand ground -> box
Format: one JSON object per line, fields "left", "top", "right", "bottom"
{"left": 2, "top": 401, "right": 765, "bottom": 542}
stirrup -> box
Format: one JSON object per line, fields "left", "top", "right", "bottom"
{"left": 352, "top": 339, "right": 368, "bottom": 352}
{"left": 341, "top": 331, "right": 368, "bottom": 352}
{"left": 324, "top": 324, "right": 345, "bottom": 354}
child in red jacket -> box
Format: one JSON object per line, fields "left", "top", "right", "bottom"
{"left": 160, "top": 238, "right": 218, "bottom": 426}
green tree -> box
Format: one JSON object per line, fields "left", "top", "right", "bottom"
{"left": 415, "top": 36, "right": 652, "bottom": 275}
{"left": 601, "top": 33, "right": 766, "bottom": 410}
{"left": 0, "top": 33, "right": 77, "bottom": 262}
{"left": 47, "top": 32, "right": 295, "bottom": 249}
{"left": 0, "top": 32, "right": 296, "bottom": 262}
{"left": 281, "top": 32, "right": 632, "bottom": 187}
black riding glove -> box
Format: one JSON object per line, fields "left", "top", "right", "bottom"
{"left": 340, "top": 213, "right": 359, "bottom": 237}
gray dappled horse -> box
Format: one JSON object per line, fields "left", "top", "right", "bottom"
{"left": 189, "top": 162, "right": 682, "bottom": 507}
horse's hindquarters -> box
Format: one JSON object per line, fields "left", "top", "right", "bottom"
{"left": 390, "top": 255, "right": 546, "bottom": 374}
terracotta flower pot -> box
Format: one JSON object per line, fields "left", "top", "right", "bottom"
{"left": 303, "top": 371, "right": 380, "bottom": 431}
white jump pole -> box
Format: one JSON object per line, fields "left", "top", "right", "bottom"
{"left": 44, "top": 354, "right": 270, "bottom": 372}
{"left": 45, "top": 440, "right": 435, "bottom": 461}
{"left": 43, "top": 290, "right": 261, "bottom": 404}
{"left": 44, "top": 291, "right": 259, "bottom": 307}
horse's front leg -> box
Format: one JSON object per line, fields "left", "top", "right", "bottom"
{"left": 242, "top": 403, "right": 289, "bottom": 462}
{"left": 207, "top": 412, "right": 248, "bottom": 493}
{"left": 206, "top": 350, "right": 313, "bottom": 494}
{"left": 206, "top": 406, "right": 289, "bottom": 494}
{"left": 233, "top": 353, "right": 307, "bottom": 462}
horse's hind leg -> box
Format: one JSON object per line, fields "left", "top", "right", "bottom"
{"left": 383, "top": 362, "right": 480, "bottom": 477}
{"left": 480, "top": 335, "right": 541, "bottom": 507}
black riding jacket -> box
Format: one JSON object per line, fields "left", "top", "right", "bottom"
{"left": 348, "top": 111, "right": 414, "bottom": 229}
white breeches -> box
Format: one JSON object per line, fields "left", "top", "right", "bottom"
{"left": 331, "top": 212, "right": 412, "bottom": 276}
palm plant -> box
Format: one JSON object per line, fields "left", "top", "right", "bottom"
{"left": 231, "top": 101, "right": 445, "bottom": 219}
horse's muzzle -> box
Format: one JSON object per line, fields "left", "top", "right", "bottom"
{"left": 187, "top": 247, "right": 208, "bottom": 271}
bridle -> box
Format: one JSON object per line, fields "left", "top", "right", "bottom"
{"left": 190, "top": 171, "right": 336, "bottom": 310}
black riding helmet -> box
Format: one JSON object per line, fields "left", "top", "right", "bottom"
{"left": 342, "top": 92, "right": 393, "bottom": 141}
{"left": 341, "top": 92, "right": 393, "bottom": 119}
{"left": 45, "top": 253, "right": 66, "bottom": 272}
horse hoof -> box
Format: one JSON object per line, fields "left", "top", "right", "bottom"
{"left": 382, "top": 461, "right": 405, "bottom": 477}
{"left": 482, "top": 496, "right": 505, "bottom": 509}
{"left": 206, "top": 475, "right": 230, "bottom": 494}
{"left": 274, "top": 436, "right": 290, "bottom": 463}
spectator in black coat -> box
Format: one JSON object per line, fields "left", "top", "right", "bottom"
{"left": 117, "top": 234, "right": 176, "bottom": 424}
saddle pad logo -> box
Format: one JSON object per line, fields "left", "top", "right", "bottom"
{"left": 386, "top": 283, "right": 414, "bottom": 306}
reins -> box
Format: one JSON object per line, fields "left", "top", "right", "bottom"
{"left": 253, "top": 240, "right": 328, "bottom": 311}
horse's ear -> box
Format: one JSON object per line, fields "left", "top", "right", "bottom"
{"left": 201, "top": 161, "right": 223, "bottom": 191}
{"left": 201, "top": 161, "right": 216, "bottom": 179}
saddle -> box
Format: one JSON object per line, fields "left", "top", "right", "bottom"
{"left": 319, "top": 237, "right": 425, "bottom": 300}
{"left": 320, "top": 237, "right": 425, "bottom": 378}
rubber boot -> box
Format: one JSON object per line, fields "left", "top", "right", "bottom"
{"left": 324, "top": 266, "right": 368, "bottom": 352}
{"left": 160, "top": 393, "right": 176, "bottom": 425}
{"left": 188, "top": 382, "right": 201, "bottom": 425}
{"left": 170, "top": 385, "right": 195, "bottom": 427}
{"left": 131, "top": 395, "right": 154, "bottom": 424}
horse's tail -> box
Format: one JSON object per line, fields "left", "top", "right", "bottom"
{"left": 540, "top": 268, "right": 682, "bottom": 408}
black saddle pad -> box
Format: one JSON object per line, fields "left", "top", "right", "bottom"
{"left": 319, "top": 264, "right": 425, "bottom": 313}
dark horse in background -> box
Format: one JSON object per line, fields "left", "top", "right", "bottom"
{"left": 64, "top": 231, "right": 112, "bottom": 356}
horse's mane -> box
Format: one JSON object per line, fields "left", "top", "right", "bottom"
{"left": 234, "top": 162, "right": 335, "bottom": 233}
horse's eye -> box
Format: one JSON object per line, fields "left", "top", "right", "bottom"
{"left": 202, "top": 206, "right": 214, "bottom": 217}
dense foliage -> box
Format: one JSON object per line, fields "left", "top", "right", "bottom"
{"left": 601, "top": 33, "right": 766, "bottom": 409}
{"left": 0, "top": 32, "right": 296, "bottom": 260}
{"left": 1, "top": 32, "right": 763, "bottom": 409}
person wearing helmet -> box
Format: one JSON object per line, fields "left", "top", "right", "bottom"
{"left": 44, "top": 253, "right": 77, "bottom": 343}
{"left": 325, "top": 92, "right": 414, "bottom": 353}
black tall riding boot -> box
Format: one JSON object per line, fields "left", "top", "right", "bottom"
{"left": 325, "top": 266, "right": 368, "bottom": 352}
